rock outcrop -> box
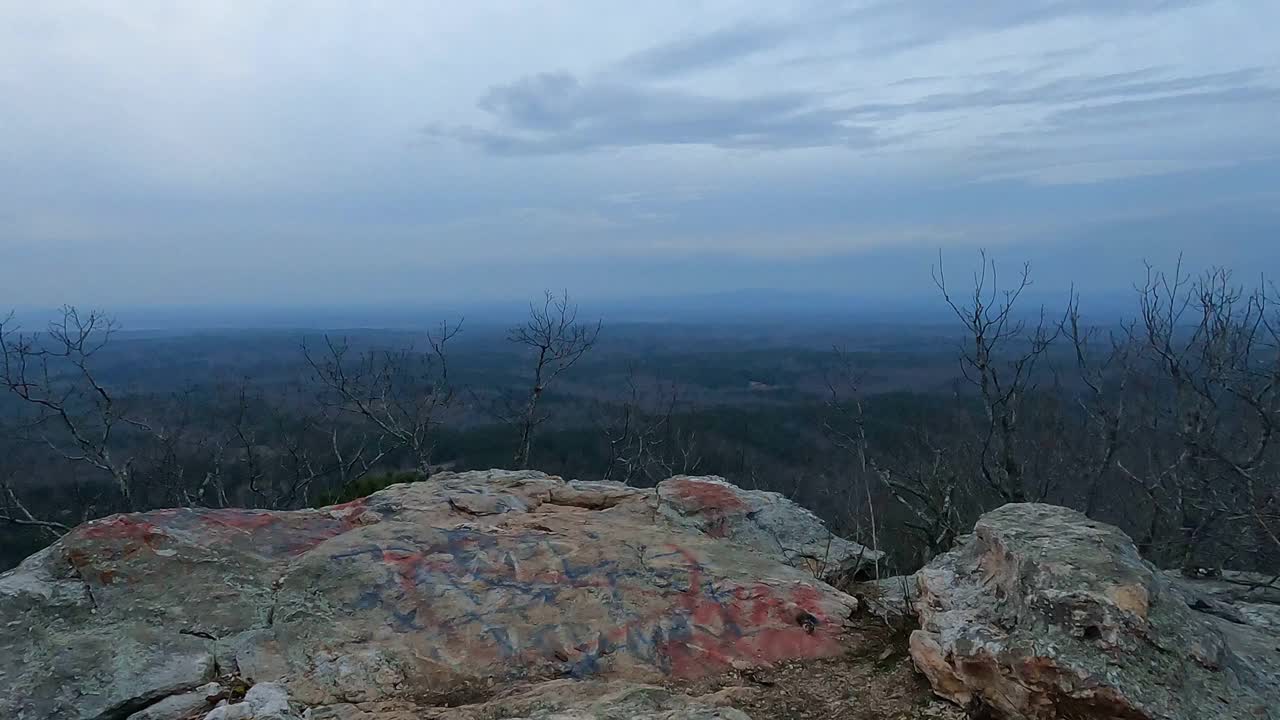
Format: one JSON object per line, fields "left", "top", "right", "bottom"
{"left": 0, "top": 471, "right": 879, "bottom": 720}
{"left": 657, "top": 476, "right": 879, "bottom": 585}
{"left": 908, "top": 503, "right": 1280, "bottom": 720}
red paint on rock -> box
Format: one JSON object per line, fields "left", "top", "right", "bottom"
{"left": 654, "top": 545, "right": 841, "bottom": 679}
{"left": 381, "top": 548, "right": 429, "bottom": 593}
{"left": 73, "top": 504, "right": 370, "bottom": 571}
{"left": 325, "top": 498, "right": 369, "bottom": 516}
{"left": 79, "top": 515, "right": 168, "bottom": 548}
{"left": 662, "top": 580, "right": 842, "bottom": 678}
{"left": 199, "top": 510, "right": 277, "bottom": 532}
{"left": 667, "top": 478, "right": 748, "bottom": 514}
{"left": 69, "top": 515, "right": 174, "bottom": 571}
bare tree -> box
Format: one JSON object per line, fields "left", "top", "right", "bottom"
{"left": 823, "top": 349, "right": 967, "bottom": 564}
{"left": 823, "top": 252, "right": 1067, "bottom": 565}
{"left": 218, "top": 380, "right": 348, "bottom": 510}
{"left": 598, "top": 364, "right": 700, "bottom": 484}
{"left": 304, "top": 320, "right": 461, "bottom": 484}
{"left": 1127, "top": 262, "right": 1280, "bottom": 571}
{"left": 934, "top": 251, "right": 1062, "bottom": 503}
{"left": 1062, "top": 291, "right": 1136, "bottom": 515}
{"left": 271, "top": 405, "right": 329, "bottom": 509}
{"left": 138, "top": 387, "right": 232, "bottom": 509}
{"left": 0, "top": 307, "right": 149, "bottom": 511}
{"left": 0, "top": 466, "right": 71, "bottom": 539}
{"left": 821, "top": 348, "right": 882, "bottom": 549}
{"left": 505, "top": 291, "right": 600, "bottom": 469}
{"left": 822, "top": 349, "right": 872, "bottom": 477}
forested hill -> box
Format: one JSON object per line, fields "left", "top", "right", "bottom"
{"left": 3, "top": 268, "right": 1279, "bottom": 580}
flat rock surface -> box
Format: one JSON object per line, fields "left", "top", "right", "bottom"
{"left": 0, "top": 471, "right": 879, "bottom": 720}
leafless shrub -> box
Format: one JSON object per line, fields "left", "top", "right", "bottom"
{"left": 598, "top": 364, "right": 701, "bottom": 485}
{"left": 503, "top": 291, "right": 600, "bottom": 468}
{"left": 0, "top": 307, "right": 148, "bottom": 512}
{"left": 934, "top": 250, "right": 1063, "bottom": 503}
{"left": 304, "top": 320, "right": 460, "bottom": 480}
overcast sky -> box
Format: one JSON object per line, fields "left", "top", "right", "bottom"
{"left": 2, "top": 1, "right": 1277, "bottom": 311}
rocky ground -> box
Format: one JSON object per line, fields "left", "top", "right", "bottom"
{"left": 301, "top": 620, "right": 960, "bottom": 720}
{"left": 3, "top": 470, "right": 1280, "bottom": 719}
{"left": 661, "top": 622, "right": 962, "bottom": 720}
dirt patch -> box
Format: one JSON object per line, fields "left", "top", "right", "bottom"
{"left": 664, "top": 617, "right": 964, "bottom": 720}
{"left": 542, "top": 495, "right": 632, "bottom": 511}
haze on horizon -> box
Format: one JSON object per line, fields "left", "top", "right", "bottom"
{"left": 2, "top": 1, "right": 1278, "bottom": 312}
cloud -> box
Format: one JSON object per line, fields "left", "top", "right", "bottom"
{"left": 438, "top": 63, "right": 1279, "bottom": 165}
{"left": 1039, "top": 84, "right": 1280, "bottom": 131}
{"left": 846, "top": 67, "right": 1271, "bottom": 119}
{"left": 845, "top": 0, "right": 1214, "bottom": 54}
{"left": 609, "top": 2, "right": 1211, "bottom": 77}
{"left": 3, "top": 2, "right": 1279, "bottom": 307}
{"left": 434, "top": 72, "right": 875, "bottom": 154}
{"left": 965, "top": 82, "right": 1280, "bottom": 183}
{"left": 616, "top": 24, "right": 786, "bottom": 77}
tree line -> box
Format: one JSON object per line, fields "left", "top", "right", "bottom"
{"left": 824, "top": 254, "right": 1279, "bottom": 573}
{"left": 0, "top": 291, "right": 598, "bottom": 560}
{"left": 2, "top": 259, "right": 1277, "bottom": 577}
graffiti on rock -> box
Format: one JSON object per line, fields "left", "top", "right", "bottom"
{"left": 67, "top": 502, "right": 369, "bottom": 572}
{"left": 664, "top": 477, "right": 750, "bottom": 538}
{"left": 328, "top": 527, "right": 841, "bottom": 680}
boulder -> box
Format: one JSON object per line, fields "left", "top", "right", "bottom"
{"left": 909, "top": 503, "right": 1280, "bottom": 719}
{"left": 127, "top": 683, "right": 223, "bottom": 720}
{"left": 0, "top": 471, "right": 871, "bottom": 719}
{"left": 204, "top": 683, "right": 297, "bottom": 720}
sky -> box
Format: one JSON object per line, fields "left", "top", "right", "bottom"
{"left": 2, "top": 1, "right": 1278, "bottom": 314}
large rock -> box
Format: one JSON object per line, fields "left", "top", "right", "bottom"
{"left": 909, "top": 503, "right": 1280, "bottom": 719}
{"left": 204, "top": 683, "right": 298, "bottom": 720}
{"left": 126, "top": 682, "right": 224, "bottom": 720}
{"left": 0, "top": 471, "right": 873, "bottom": 719}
